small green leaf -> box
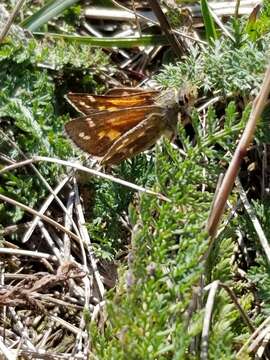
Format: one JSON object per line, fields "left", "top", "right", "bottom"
{"left": 200, "top": 0, "right": 217, "bottom": 43}
{"left": 21, "top": 0, "right": 80, "bottom": 31}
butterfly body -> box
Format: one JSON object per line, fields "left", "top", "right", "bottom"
{"left": 65, "top": 86, "right": 195, "bottom": 165}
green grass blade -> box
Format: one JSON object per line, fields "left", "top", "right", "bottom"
{"left": 200, "top": 0, "right": 217, "bottom": 43}
{"left": 21, "top": 0, "right": 80, "bottom": 31}
{"left": 33, "top": 32, "right": 169, "bottom": 48}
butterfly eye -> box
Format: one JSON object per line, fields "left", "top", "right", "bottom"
{"left": 177, "top": 93, "right": 189, "bottom": 107}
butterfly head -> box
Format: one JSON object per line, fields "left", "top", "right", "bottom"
{"left": 176, "top": 84, "right": 197, "bottom": 109}
{"left": 158, "top": 84, "right": 197, "bottom": 112}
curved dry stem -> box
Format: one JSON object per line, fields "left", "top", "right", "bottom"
{"left": 207, "top": 63, "right": 270, "bottom": 238}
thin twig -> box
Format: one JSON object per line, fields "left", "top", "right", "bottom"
{"left": 207, "top": 63, "right": 270, "bottom": 237}
{"left": 236, "top": 315, "right": 270, "bottom": 358}
{"left": 0, "top": 131, "right": 82, "bottom": 242}
{"left": 235, "top": 177, "right": 270, "bottom": 265}
{"left": 0, "top": 248, "right": 57, "bottom": 261}
{"left": 234, "top": 0, "right": 241, "bottom": 18}
{"left": 32, "top": 156, "right": 170, "bottom": 201}
{"left": 220, "top": 283, "right": 255, "bottom": 333}
{"left": 73, "top": 178, "right": 105, "bottom": 299}
{"left": 111, "top": 0, "right": 207, "bottom": 45}
{"left": 0, "top": 0, "right": 26, "bottom": 43}
{"left": 0, "top": 193, "right": 82, "bottom": 244}
{"left": 200, "top": 280, "right": 220, "bottom": 360}
{"left": 22, "top": 175, "right": 71, "bottom": 243}
{"left": 147, "top": 0, "right": 184, "bottom": 58}
{"left": 63, "top": 189, "right": 74, "bottom": 261}
{"left": 208, "top": 5, "right": 235, "bottom": 41}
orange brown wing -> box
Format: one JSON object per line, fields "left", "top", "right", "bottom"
{"left": 65, "top": 105, "right": 161, "bottom": 157}
{"left": 66, "top": 90, "right": 159, "bottom": 115}
{"left": 101, "top": 113, "right": 165, "bottom": 165}
{"left": 105, "top": 87, "right": 159, "bottom": 96}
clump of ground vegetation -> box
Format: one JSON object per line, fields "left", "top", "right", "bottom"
{"left": 1, "top": 1, "right": 270, "bottom": 359}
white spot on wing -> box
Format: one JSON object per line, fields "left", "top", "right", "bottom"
{"left": 78, "top": 132, "right": 91, "bottom": 140}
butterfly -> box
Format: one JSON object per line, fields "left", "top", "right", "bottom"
{"left": 64, "top": 86, "right": 196, "bottom": 165}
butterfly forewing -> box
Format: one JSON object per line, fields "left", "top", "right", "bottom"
{"left": 66, "top": 90, "right": 158, "bottom": 115}
{"left": 65, "top": 105, "right": 161, "bottom": 157}
{"left": 105, "top": 87, "right": 159, "bottom": 96}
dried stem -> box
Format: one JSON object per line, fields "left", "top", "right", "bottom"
{"left": 236, "top": 177, "right": 270, "bottom": 266}
{"left": 207, "top": 63, "right": 270, "bottom": 237}
{"left": 0, "top": 156, "right": 170, "bottom": 201}
{"left": 148, "top": 0, "right": 184, "bottom": 58}
{"left": 200, "top": 280, "right": 220, "bottom": 360}
{"left": 0, "top": 0, "right": 26, "bottom": 43}
{"left": 0, "top": 193, "right": 82, "bottom": 244}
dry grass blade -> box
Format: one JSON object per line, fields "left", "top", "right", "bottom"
{"left": 22, "top": 174, "right": 72, "bottom": 243}
{"left": 0, "top": 193, "right": 82, "bottom": 244}
{"left": 199, "top": 281, "right": 255, "bottom": 360}
{"left": 147, "top": 0, "right": 184, "bottom": 58}
{"left": 236, "top": 316, "right": 270, "bottom": 358}
{"left": 201, "top": 280, "right": 220, "bottom": 360}
{"left": 248, "top": 326, "right": 270, "bottom": 354}
{"left": 0, "top": 264, "right": 84, "bottom": 308}
{"left": 111, "top": 0, "right": 206, "bottom": 44}
{"left": 234, "top": 0, "right": 241, "bottom": 18}
{"left": 256, "top": 332, "right": 270, "bottom": 358}
{"left": 33, "top": 156, "right": 170, "bottom": 201}
{"left": 37, "top": 221, "right": 63, "bottom": 263}
{"left": 208, "top": 4, "right": 234, "bottom": 40}
{"left": 73, "top": 177, "right": 105, "bottom": 298}
{"left": 0, "top": 336, "right": 18, "bottom": 359}
{"left": 8, "top": 307, "right": 36, "bottom": 350}
{"left": 0, "top": 247, "right": 57, "bottom": 261}
{"left": 0, "top": 131, "right": 83, "bottom": 243}
{"left": 0, "top": 156, "right": 170, "bottom": 201}
{"left": 235, "top": 177, "right": 270, "bottom": 265}
{"left": 63, "top": 189, "right": 74, "bottom": 261}
{"left": 0, "top": 0, "right": 26, "bottom": 43}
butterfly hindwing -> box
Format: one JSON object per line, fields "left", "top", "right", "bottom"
{"left": 65, "top": 106, "right": 161, "bottom": 157}
{"left": 101, "top": 112, "right": 165, "bottom": 164}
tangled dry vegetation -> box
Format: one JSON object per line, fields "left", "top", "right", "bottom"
{"left": 1, "top": 0, "right": 270, "bottom": 359}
